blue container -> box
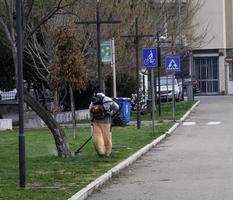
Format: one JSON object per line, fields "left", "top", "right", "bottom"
{"left": 116, "top": 97, "right": 131, "bottom": 123}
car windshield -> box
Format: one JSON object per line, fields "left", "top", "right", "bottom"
{"left": 157, "top": 78, "right": 177, "bottom": 86}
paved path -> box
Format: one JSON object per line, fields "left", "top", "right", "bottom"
{"left": 87, "top": 96, "right": 233, "bottom": 200}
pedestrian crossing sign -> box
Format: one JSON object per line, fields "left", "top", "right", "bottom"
{"left": 165, "top": 55, "right": 181, "bottom": 72}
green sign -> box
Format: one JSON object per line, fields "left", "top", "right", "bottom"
{"left": 101, "top": 40, "right": 112, "bottom": 64}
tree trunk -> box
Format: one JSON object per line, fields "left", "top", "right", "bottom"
{"left": 23, "top": 90, "right": 72, "bottom": 158}
{"left": 69, "top": 85, "right": 77, "bottom": 139}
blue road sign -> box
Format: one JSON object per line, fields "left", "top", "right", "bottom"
{"left": 165, "top": 55, "right": 181, "bottom": 72}
{"left": 142, "top": 48, "right": 158, "bottom": 67}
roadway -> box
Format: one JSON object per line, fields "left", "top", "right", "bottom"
{"left": 87, "top": 96, "right": 233, "bottom": 200}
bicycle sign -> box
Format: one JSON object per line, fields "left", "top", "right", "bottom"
{"left": 142, "top": 48, "right": 158, "bottom": 67}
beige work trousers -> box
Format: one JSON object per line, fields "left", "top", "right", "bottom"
{"left": 92, "top": 122, "right": 112, "bottom": 156}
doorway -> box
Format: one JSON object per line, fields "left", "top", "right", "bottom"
{"left": 194, "top": 57, "right": 219, "bottom": 94}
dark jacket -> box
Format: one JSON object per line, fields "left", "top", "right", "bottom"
{"left": 89, "top": 93, "right": 119, "bottom": 124}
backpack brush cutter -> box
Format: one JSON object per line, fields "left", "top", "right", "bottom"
{"left": 74, "top": 100, "right": 126, "bottom": 155}
{"left": 74, "top": 125, "right": 93, "bottom": 155}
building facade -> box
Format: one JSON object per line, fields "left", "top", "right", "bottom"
{"left": 192, "top": 0, "right": 233, "bottom": 95}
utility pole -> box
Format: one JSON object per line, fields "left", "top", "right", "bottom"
{"left": 16, "top": 0, "right": 26, "bottom": 188}
{"left": 75, "top": 0, "right": 120, "bottom": 92}
{"left": 121, "top": 18, "right": 155, "bottom": 129}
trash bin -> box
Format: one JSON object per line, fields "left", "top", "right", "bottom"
{"left": 146, "top": 99, "right": 156, "bottom": 113}
{"left": 116, "top": 97, "right": 131, "bottom": 123}
{"left": 185, "top": 79, "right": 194, "bottom": 101}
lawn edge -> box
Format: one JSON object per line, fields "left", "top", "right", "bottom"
{"left": 68, "top": 100, "right": 200, "bottom": 200}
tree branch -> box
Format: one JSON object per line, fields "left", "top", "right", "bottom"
{"left": 0, "top": 17, "right": 14, "bottom": 49}
{"left": 25, "top": 0, "right": 78, "bottom": 42}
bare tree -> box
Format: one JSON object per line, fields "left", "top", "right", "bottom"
{"left": 0, "top": 0, "right": 79, "bottom": 158}
{"left": 48, "top": 25, "right": 88, "bottom": 139}
{"left": 72, "top": 0, "right": 208, "bottom": 83}
{"left": 0, "top": 0, "right": 208, "bottom": 157}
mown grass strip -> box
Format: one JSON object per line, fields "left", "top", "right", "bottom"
{"left": 0, "top": 101, "right": 195, "bottom": 200}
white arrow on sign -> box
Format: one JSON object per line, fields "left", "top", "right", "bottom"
{"left": 168, "top": 59, "right": 178, "bottom": 69}
{"left": 225, "top": 56, "right": 233, "bottom": 63}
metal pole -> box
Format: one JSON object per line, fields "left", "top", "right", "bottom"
{"left": 16, "top": 0, "right": 26, "bottom": 188}
{"left": 172, "top": 72, "right": 175, "bottom": 121}
{"left": 120, "top": 18, "right": 154, "bottom": 130}
{"left": 189, "top": 52, "right": 193, "bottom": 78}
{"left": 111, "top": 38, "right": 117, "bottom": 98}
{"left": 157, "top": 32, "right": 161, "bottom": 116}
{"left": 151, "top": 68, "right": 155, "bottom": 134}
{"left": 135, "top": 18, "right": 140, "bottom": 129}
{"left": 166, "top": 75, "right": 169, "bottom": 102}
{"left": 96, "top": 0, "right": 104, "bottom": 92}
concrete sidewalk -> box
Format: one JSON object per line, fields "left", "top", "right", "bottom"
{"left": 83, "top": 96, "right": 233, "bottom": 200}
{"left": 68, "top": 100, "right": 200, "bottom": 200}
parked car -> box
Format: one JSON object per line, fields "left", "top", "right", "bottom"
{"left": 157, "top": 76, "right": 183, "bottom": 102}
{"left": 0, "top": 88, "right": 17, "bottom": 100}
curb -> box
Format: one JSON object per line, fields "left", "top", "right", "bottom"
{"left": 68, "top": 100, "right": 200, "bottom": 200}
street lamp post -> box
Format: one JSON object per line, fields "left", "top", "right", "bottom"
{"left": 16, "top": 0, "right": 26, "bottom": 188}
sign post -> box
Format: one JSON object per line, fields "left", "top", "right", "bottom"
{"left": 121, "top": 18, "right": 154, "bottom": 129}
{"left": 111, "top": 39, "right": 117, "bottom": 98}
{"left": 165, "top": 55, "right": 181, "bottom": 121}
{"left": 142, "top": 48, "right": 158, "bottom": 134}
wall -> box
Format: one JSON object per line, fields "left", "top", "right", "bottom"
{"left": 193, "top": 0, "right": 225, "bottom": 49}
{"left": 25, "top": 110, "right": 90, "bottom": 128}
{"left": 0, "top": 119, "right": 12, "bottom": 131}
{"left": 225, "top": 0, "right": 233, "bottom": 48}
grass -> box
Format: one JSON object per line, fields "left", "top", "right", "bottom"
{"left": 0, "top": 100, "right": 195, "bottom": 200}
{"left": 131, "top": 101, "right": 195, "bottom": 121}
